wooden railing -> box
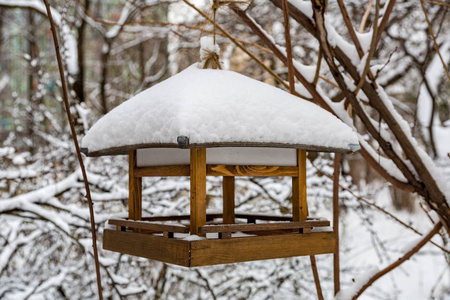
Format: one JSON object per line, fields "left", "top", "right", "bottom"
{"left": 109, "top": 213, "right": 330, "bottom": 239}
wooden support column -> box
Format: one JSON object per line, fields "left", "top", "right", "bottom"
{"left": 129, "top": 150, "right": 142, "bottom": 221}
{"left": 223, "top": 176, "right": 235, "bottom": 224}
{"left": 333, "top": 153, "right": 341, "bottom": 295}
{"left": 190, "top": 148, "right": 207, "bottom": 236}
{"left": 292, "top": 149, "right": 308, "bottom": 222}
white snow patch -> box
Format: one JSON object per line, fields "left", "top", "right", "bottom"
{"left": 335, "top": 266, "right": 379, "bottom": 300}
{"left": 183, "top": 234, "right": 206, "bottom": 241}
{"left": 82, "top": 65, "right": 359, "bottom": 154}
{"left": 324, "top": 16, "right": 360, "bottom": 66}
{"left": 288, "top": 0, "right": 313, "bottom": 19}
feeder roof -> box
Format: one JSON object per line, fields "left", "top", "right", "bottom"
{"left": 81, "top": 65, "right": 359, "bottom": 157}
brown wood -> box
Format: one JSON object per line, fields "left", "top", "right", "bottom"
{"left": 104, "top": 228, "right": 335, "bottom": 267}
{"left": 190, "top": 148, "right": 207, "bottom": 235}
{"left": 223, "top": 176, "right": 235, "bottom": 224}
{"left": 333, "top": 153, "right": 341, "bottom": 295}
{"left": 207, "top": 164, "right": 298, "bottom": 177}
{"left": 310, "top": 255, "right": 324, "bottom": 300}
{"left": 198, "top": 219, "right": 329, "bottom": 233}
{"left": 140, "top": 213, "right": 325, "bottom": 222}
{"left": 292, "top": 149, "right": 308, "bottom": 222}
{"left": 190, "top": 228, "right": 335, "bottom": 266}
{"left": 103, "top": 229, "right": 190, "bottom": 266}
{"left": 164, "top": 232, "right": 175, "bottom": 238}
{"left": 108, "top": 219, "right": 189, "bottom": 233}
{"left": 129, "top": 150, "right": 142, "bottom": 221}
{"left": 134, "top": 165, "right": 190, "bottom": 177}
{"left": 84, "top": 141, "right": 355, "bottom": 157}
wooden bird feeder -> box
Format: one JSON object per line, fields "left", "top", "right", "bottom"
{"left": 81, "top": 65, "right": 359, "bottom": 267}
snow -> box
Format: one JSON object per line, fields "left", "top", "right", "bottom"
{"left": 0, "top": 147, "right": 15, "bottom": 157}
{"left": 324, "top": 16, "right": 360, "bottom": 66}
{"left": 183, "top": 234, "right": 206, "bottom": 241}
{"left": 416, "top": 41, "right": 450, "bottom": 158}
{"left": 335, "top": 266, "right": 379, "bottom": 300}
{"left": 288, "top": 0, "right": 313, "bottom": 19}
{"left": 377, "top": 87, "right": 450, "bottom": 203}
{"left": 82, "top": 65, "right": 359, "bottom": 155}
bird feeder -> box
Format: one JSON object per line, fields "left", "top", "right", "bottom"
{"left": 81, "top": 65, "right": 359, "bottom": 267}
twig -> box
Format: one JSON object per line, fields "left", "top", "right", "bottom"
{"left": 311, "top": 162, "right": 450, "bottom": 255}
{"left": 375, "top": 0, "right": 396, "bottom": 46}
{"left": 354, "top": 0, "right": 380, "bottom": 96}
{"left": 313, "top": 49, "right": 322, "bottom": 86}
{"left": 420, "top": 0, "right": 450, "bottom": 83}
{"left": 423, "top": 0, "right": 450, "bottom": 8}
{"left": 42, "top": 1, "right": 103, "bottom": 299}
{"left": 282, "top": 0, "right": 296, "bottom": 94}
{"left": 359, "top": 0, "right": 375, "bottom": 33}
{"left": 336, "top": 0, "right": 378, "bottom": 89}
{"left": 351, "top": 221, "right": 442, "bottom": 299}
{"left": 182, "top": 0, "right": 293, "bottom": 92}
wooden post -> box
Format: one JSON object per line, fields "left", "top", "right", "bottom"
{"left": 292, "top": 149, "right": 308, "bottom": 222}
{"left": 223, "top": 176, "right": 235, "bottom": 224}
{"left": 129, "top": 150, "right": 142, "bottom": 221}
{"left": 333, "top": 153, "right": 341, "bottom": 295}
{"left": 190, "top": 148, "right": 207, "bottom": 236}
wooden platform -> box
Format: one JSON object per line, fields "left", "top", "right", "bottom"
{"left": 103, "top": 226, "right": 335, "bottom": 267}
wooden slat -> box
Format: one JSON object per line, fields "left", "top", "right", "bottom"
{"left": 103, "top": 229, "right": 190, "bottom": 266}
{"left": 333, "top": 153, "right": 341, "bottom": 295}
{"left": 108, "top": 219, "right": 189, "bottom": 233}
{"left": 134, "top": 165, "right": 190, "bottom": 177}
{"left": 190, "top": 229, "right": 335, "bottom": 266}
{"left": 206, "top": 165, "right": 298, "bottom": 177}
{"left": 190, "top": 149, "right": 206, "bottom": 236}
{"left": 223, "top": 176, "right": 235, "bottom": 224}
{"left": 140, "top": 213, "right": 325, "bottom": 222}
{"left": 128, "top": 150, "right": 142, "bottom": 221}
{"left": 292, "top": 149, "right": 308, "bottom": 222}
{"left": 198, "top": 220, "right": 329, "bottom": 233}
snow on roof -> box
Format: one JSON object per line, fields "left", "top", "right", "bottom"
{"left": 81, "top": 65, "right": 359, "bottom": 156}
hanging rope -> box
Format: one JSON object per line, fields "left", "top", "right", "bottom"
{"left": 43, "top": 1, "right": 103, "bottom": 299}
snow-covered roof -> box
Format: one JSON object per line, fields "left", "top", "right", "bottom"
{"left": 81, "top": 65, "right": 359, "bottom": 156}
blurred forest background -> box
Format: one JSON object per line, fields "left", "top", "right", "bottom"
{"left": 0, "top": 0, "right": 449, "bottom": 299}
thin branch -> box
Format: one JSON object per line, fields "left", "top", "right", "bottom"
{"left": 420, "top": 0, "right": 450, "bottom": 83}
{"left": 351, "top": 221, "right": 442, "bottom": 299}
{"left": 181, "top": 0, "right": 298, "bottom": 93}
{"left": 42, "top": 1, "right": 103, "bottom": 299}
{"left": 354, "top": 0, "right": 380, "bottom": 95}
{"left": 359, "top": 0, "right": 374, "bottom": 33}
{"left": 311, "top": 162, "right": 449, "bottom": 254}
{"left": 313, "top": 49, "right": 322, "bottom": 86}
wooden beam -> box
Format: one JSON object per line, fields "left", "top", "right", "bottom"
{"left": 134, "top": 165, "right": 190, "bottom": 177}
{"left": 292, "top": 149, "right": 308, "bottom": 222}
{"left": 223, "top": 176, "right": 235, "bottom": 224}
{"left": 128, "top": 150, "right": 142, "bottom": 221}
{"left": 190, "top": 148, "right": 207, "bottom": 236}
{"left": 108, "top": 219, "right": 189, "bottom": 233}
{"left": 103, "top": 229, "right": 190, "bottom": 266}
{"left": 198, "top": 219, "right": 330, "bottom": 233}
{"left": 207, "top": 165, "right": 298, "bottom": 177}
{"left": 190, "top": 229, "right": 335, "bottom": 266}
{"left": 333, "top": 153, "right": 341, "bottom": 295}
